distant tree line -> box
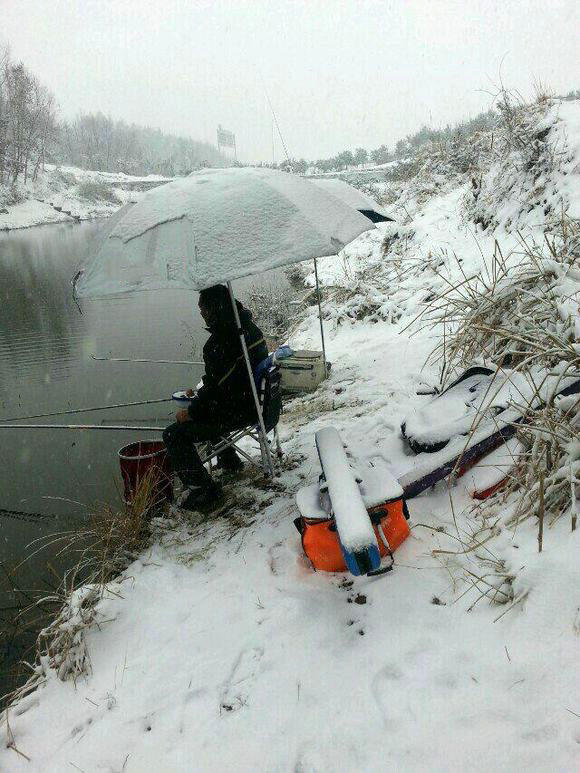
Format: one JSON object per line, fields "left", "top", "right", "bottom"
{"left": 560, "top": 88, "right": 580, "bottom": 101}
{"left": 264, "top": 110, "right": 500, "bottom": 175}
{"left": 261, "top": 144, "right": 390, "bottom": 175}
{"left": 57, "top": 114, "right": 227, "bottom": 176}
{"left": 0, "top": 46, "right": 229, "bottom": 189}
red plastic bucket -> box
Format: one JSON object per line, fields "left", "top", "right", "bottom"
{"left": 118, "top": 440, "right": 173, "bottom": 509}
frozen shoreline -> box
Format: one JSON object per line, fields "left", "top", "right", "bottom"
{"left": 0, "top": 198, "right": 100, "bottom": 231}
{"left": 0, "top": 164, "right": 171, "bottom": 232}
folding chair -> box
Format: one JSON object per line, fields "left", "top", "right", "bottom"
{"left": 199, "top": 358, "right": 283, "bottom": 478}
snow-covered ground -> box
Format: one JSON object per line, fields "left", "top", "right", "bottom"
{"left": 1, "top": 99, "right": 579, "bottom": 771}
{"left": 0, "top": 165, "right": 171, "bottom": 231}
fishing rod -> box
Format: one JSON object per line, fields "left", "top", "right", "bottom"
{"left": 0, "top": 423, "right": 164, "bottom": 431}
{"left": 92, "top": 355, "right": 203, "bottom": 365}
{"left": 264, "top": 88, "right": 291, "bottom": 163}
{"left": 0, "top": 507, "right": 58, "bottom": 523}
{"left": 0, "top": 397, "right": 172, "bottom": 424}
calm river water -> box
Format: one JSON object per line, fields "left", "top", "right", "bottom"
{"left": 0, "top": 218, "right": 287, "bottom": 700}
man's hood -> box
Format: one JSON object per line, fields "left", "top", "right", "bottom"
{"left": 207, "top": 302, "right": 253, "bottom": 334}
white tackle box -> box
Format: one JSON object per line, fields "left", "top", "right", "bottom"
{"left": 278, "top": 349, "right": 327, "bottom": 394}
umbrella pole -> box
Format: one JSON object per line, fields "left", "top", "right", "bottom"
{"left": 227, "top": 282, "right": 274, "bottom": 478}
{"left": 313, "top": 258, "right": 327, "bottom": 373}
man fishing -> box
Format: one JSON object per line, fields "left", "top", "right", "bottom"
{"left": 163, "top": 284, "right": 268, "bottom": 510}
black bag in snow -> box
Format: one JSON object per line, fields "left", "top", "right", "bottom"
{"left": 401, "top": 367, "right": 513, "bottom": 454}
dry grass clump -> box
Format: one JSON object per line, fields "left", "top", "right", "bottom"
{"left": 86, "top": 466, "right": 164, "bottom": 578}
{"left": 430, "top": 503, "right": 516, "bottom": 609}
{"left": 426, "top": 219, "right": 578, "bottom": 533}
{"left": 408, "top": 211, "right": 577, "bottom": 613}
{"left": 426, "top": 224, "right": 579, "bottom": 382}
{"left": 245, "top": 280, "right": 296, "bottom": 343}
{"left": 35, "top": 584, "right": 104, "bottom": 683}
{"left": 2, "top": 470, "right": 165, "bottom": 709}
{"left": 505, "top": 398, "right": 579, "bottom": 531}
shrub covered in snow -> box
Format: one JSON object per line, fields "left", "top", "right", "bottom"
{"left": 75, "top": 178, "right": 121, "bottom": 205}
{"left": 0, "top": 180, "right": 26, "bottom": 208}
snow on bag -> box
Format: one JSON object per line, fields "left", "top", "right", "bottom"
{"left": 401, "top": 367, "right": 530, "bottom": 454}
{"left": 295, "top": 428, "right": 410, "bottom": 575}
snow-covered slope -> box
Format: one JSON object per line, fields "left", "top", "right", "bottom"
{"left": 0, "top": 165, "right": 171, "bottom": 231}
{"left": 1, "top": 98, "right": 578, "bottom": 772}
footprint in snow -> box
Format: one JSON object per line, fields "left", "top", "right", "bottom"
{"left": 372, "top": 663, "right": 404, "bottom": 728}
{"left": 521, "top": 723, "right": 559, "bottom": 743}
{"left": 268, "top": 541, "right": 292, "bottom": 576}
{"left": 69, "top": 717, "right": 94, "bottom": 742}
{"left": 220, "top": 647, "right": 264, "bottom": 714}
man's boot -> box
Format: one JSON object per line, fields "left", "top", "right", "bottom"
{"left": 216, "top": 447, "right": 244, "bottom": 473}
{"left": 180, "top": 479, "right": 223, "bottom": 512}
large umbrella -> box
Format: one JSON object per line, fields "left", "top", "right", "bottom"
{"left": 308, "top": 177, "right": 394, "bottom": 223}
{"left": 75, "top": 167, "right": 374, "bottom": 297}
{"left": 75, "top": 167, "right": 376, "bottom": 474}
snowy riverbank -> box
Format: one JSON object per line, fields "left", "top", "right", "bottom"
{"left": 0, "top": 165, "right": 171, "bottom": 231}
{"left": 1, "top": 97, "right": 578, "bottom": 771}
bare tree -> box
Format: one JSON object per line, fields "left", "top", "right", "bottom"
{"left": 0, "top": 51, "right": 57, "bottom": 185}
{"left": 0, "top": 46, "right": 10, "bottom": 184}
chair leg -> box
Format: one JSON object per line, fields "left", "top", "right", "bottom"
{"left": 258, "top": 432, "right": 268, "bottom": 476}
{"left": 274, "top": 427, "right": 283, "bottom": 459}
{"left": 198, "top": 426, "right": 275, "bottom": 479}
{"left": 204, "top": 441, "right": 214, "bottom": 478}
{"left": 231, "top": 443, "right": 260, "bottom": 468}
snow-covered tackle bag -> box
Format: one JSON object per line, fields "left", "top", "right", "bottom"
{"left": 401, "top": 367, "right": 499, "bottom": 454}
{"left": 294, "top": 485, "right": 410, "bottom": 574}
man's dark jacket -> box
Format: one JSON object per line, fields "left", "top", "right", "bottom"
{"left": 191, "top": 303, "right": 268, "bottom": 427}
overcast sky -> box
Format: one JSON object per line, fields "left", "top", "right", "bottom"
{"left": 2, "top": 0, "right": 579, "bottom": 162}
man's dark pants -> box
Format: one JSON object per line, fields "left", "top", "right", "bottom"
{"left": 163, "top": 397, "right": 248, "bottom": 488}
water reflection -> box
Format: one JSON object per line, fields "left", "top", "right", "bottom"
{"left": 0, "top": 225, "right": 93, "bottom": 403}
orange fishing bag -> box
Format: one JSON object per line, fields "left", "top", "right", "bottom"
{"left": 296, "top": 498, "right": 411, "bottom": 573}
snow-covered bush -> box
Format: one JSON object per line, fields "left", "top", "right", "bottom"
{"left": 51, "top": 167, "right": 77, "bottom": 187}
{"left": 284, "top": 261, "right": 309, "bottom": 291}
{"left": 0, "top": 181, "right": 25, "bottom": 208}
{"left": 75, "top": 178, "right": 121, "bottom": 205}
{"left": 37, "top": 585, "right": 103, "bottom": 682}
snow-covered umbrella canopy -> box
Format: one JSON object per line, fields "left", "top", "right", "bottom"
{"left": 75, "top": 167, "right": 376, "bottom": 297}
{"left": 308, "top": 177, "right": 393, "bottom": 223}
